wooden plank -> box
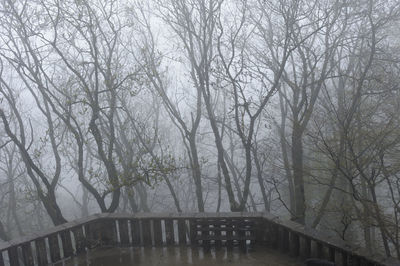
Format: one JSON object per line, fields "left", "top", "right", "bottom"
{"left": 237, "top": 219, "right": 246, "bottom": 250}
{"left": 300, "top": 236, "right": 311, "bottom": 258}
{"left": 153, "top": 219, "right": 162, "bottom": 246}
{"left": 278, "top": 226, "right": 289, "bottom": 252}
{"left": 22, "top": 242, "right": 35, "bottom": 266}
{"left": 195, "top": 219, "right": 255, "bottom": 226}
{"left": 8, "top": 246, "right": 19, "bottom": 266}
{"left": 48, "top": 233, "right": 61, "bottom": 263}
{"left": 71, "top": 226, "right": 86, "bottom": 254}
{"left": 225, "top": 219, "right": 233, "bottom": 247}
{"left": 329, "top": 246, "right": 335, "bottom": 262}
{"left": 317, "top": 242, "right": 324, "bottom": 259}
{"left": 341, "top": 251, "right": 348, "bottom": 266}
{"left": 60, "top": 230, "right": 73, "bottom": 258}
{"left": 289, "top": 231, "right": 300, "bottom": 257}
{"left": 35, "top": 238, "right": 47, "bottom": 266}
{"left": 118, "top": 219, "right": 130, "bottom": 246}
{"left": 334, "top": 250, "right": 343, "bottom": 266}
{"left": 214, "top": 220, "right": 222, "bottom": 248}
{"left": 165, "top": 219, "right": 174, "bottom": 245}
{"left": 189, "top": 219, "right": 197, "bottom": 245}
{"left": 130, "top": 219, "right": 141, "bottom": 246}
{"left": 141, "top": 219, "right": 152, "bottom": 246}
{"left": 177, "top": 219, "right": 186, "bottom": 245}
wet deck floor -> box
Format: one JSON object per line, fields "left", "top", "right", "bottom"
{"left": 61, "top": 246, "right": 303, "bottom": 266}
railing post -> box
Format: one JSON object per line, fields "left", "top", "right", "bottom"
{"left": 328, "top": 246, "right": 335, "bottom": 262}
{"left": 278, "top": 226, "right": 289, "bottom": 252}
{"left": 177, "top": 219, "right": 186, "bottom": 245}
{"left": 300, "top": 236, "right": 311, "bottom": 258}
{"left": 226, "top": 218, "right": 233, "bottom": 247}
{"left": 8, "top": 246, "right": 19, "bottom": 266}
{"left": 35, "top": 238, "right": 47, "bottom": 266}
{"left": 189, "top": 219, "right": 197, "bottom": 245}
{"left": 71, "top": 226, "right": 86, "bottom": 254}
{"left": 214, "top": 219, "right": 222, "bottom": 248}
{"left": 341, "top": 251, "right": 348, "bottom": 266}
{"left": 60, "top": 230, "right": 73, "bottom": 258}
{"left": 21, "top": 242, "right": 34, "bottom": 266}
{"left": 165, "top": 219, "right": 174, "bottom": 245}
{"left": 271, "top": 223, "right": 279, "bottom": 248}
{"left": 118, "top": 219, "right": 130, "bottom": 246}
{"left": 238, "top": 219, "right": 246, "bottom": 250}
{"left": 141, "top": 219, "right": 152, "bottom": 246}
{"left": 153, "top": 219, "right": 162, "bottom": 246}
{"left": 311, "top": 240, "right": 322, "bottom": 258}
{"left": 48, "top": 233, "right": 61, "bottom": 263}
{"left": 130, "top": 219, "right": 141, "bottom": 246}
{"left": 289, "top": 231, "right": 300, "bottom": 256}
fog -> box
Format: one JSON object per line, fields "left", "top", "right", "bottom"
{"left": 0, "top": 0, "right": 399, "bottom": 259}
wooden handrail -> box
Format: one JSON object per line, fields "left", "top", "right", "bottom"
{"left": 0, "top": 212, "right": 398, "bottom": 266}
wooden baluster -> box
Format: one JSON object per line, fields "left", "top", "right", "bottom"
{"left": 165, "top": 219, "right": 174, "bottom": 245}
{"left": 238, "top": 219, "right": 246, "bottom": 251}
{"left": 289, "top": 231, "right": 300, "bottom": 257}
{"left": 21, "top": 242, "right": 34, "bottom": 266}
{"left": 153, "top": 219, "right": 162, "bottom": 246}
{"left": 278, "top": 226, "right": 289, "bottom": 252}
{"left": 141, "top": 219, "right": 152, "bottom": 246}
{"left": 341, "top": 251, "right": 348, "bottom": 266}
{"left": 48, "top": 233, "right": 61, "bottom": 263}
{"left": 214, "top": 219, "right": 222, "bottom": 248}
{"left": 72, "top": 226, "right": 86, "bottom": 254}
{"left": 8, "top": 246, "right": 19, "bottom": 266}
{"left": 189, "top": 219, "right": 197, "bottom": 245}
{"left": 300, "top": 236, "right": 311, "bottom": 258}
{"left": 329, "top": 246, "right": 335, "bottom": 263}
{"left": 226, "top": 219, "right": 233, "bottom": 248}
{"left": 201, "top": 219, "right": 210, "bottom": 248}
{"left": 271, "top": 223, "right": 279, "bottom": 248}
{"left": 35, "top": 238, "right": 48, "bottom": 266}
{"left": 60, "top": 230, "right": 73, "bottom": 258}
{"left": 317, "top": 242, "right": 324, "bottom": 259}
{"left": 130, "top": 219, "right": 141, "bottom": 246}
{"left": 119, "top": 219, "right": 130, "bottom": 246}
{"left": 177, "top": 219, "right": 186, "bottom": 245}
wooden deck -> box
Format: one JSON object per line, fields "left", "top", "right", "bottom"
{"left": 0, "top": 212, "right": 398, "bottom": 266}
{"left": 61, "top": 246, "right": 303, "bottom": 266}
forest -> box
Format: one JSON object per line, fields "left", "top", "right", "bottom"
{"left": 0, "top": 0, "right": 399, "bottom": 260}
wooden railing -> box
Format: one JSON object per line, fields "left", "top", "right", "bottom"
{"left": 0, "top": 212, "right": 398, "bottom": 266}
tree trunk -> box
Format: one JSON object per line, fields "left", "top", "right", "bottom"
{"left": 137, "top": 183, "right": 150, "bottom": 212}
{"left": 127, "top": 187, "right": 139, "bottom": 213}
{"left": 188, "top": 136, "right": 205, "bottom": 212}
{"left": 164, "top": 175, "right": 182, "bottom": 212}
{"left": 40, "top": 191, "right": 68, "bottom": 226}
{"left": 253, "top": 148, "right": 270, "bottom": 211}
{"left": 291, "top": 122, "right": 306, "bottom": 224}
{"left": 81, "top": 184, "right": 89, "bottom": 217}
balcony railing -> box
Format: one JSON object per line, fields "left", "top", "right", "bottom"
{"left": 0, "top": 212, "right": 398, "bottom": 266}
